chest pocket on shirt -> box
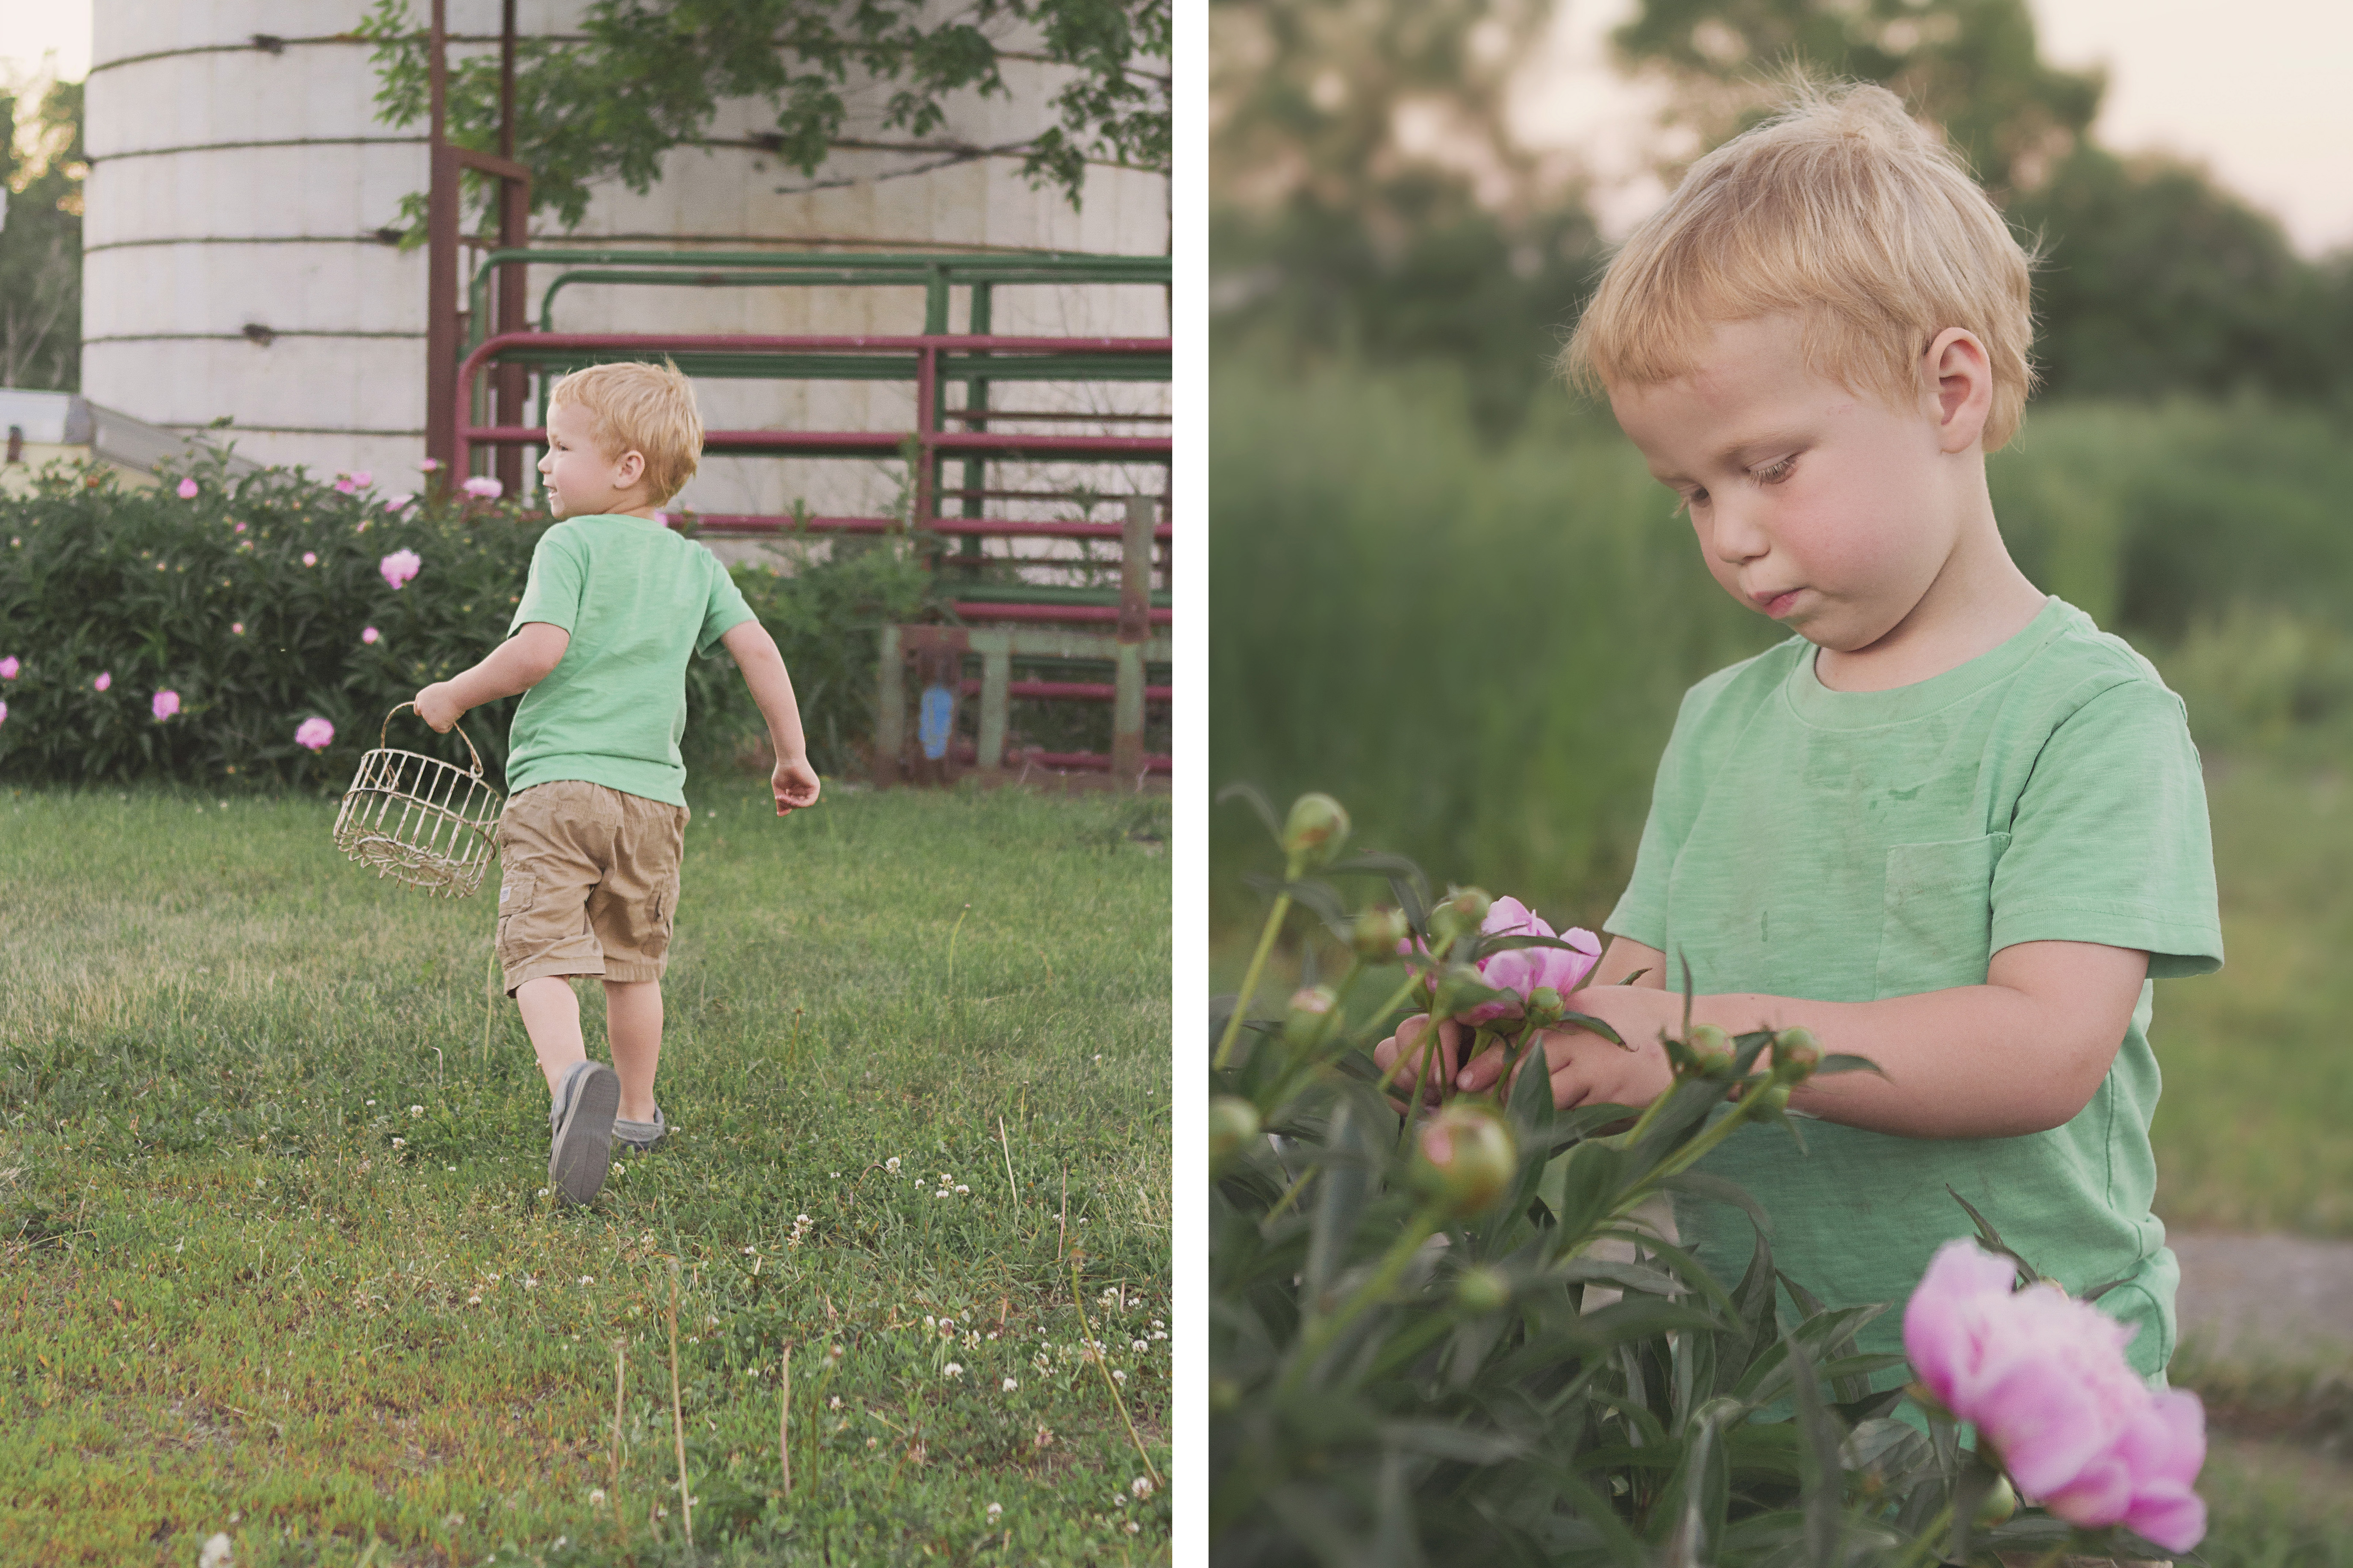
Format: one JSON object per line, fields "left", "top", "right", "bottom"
{"left": 1874, "top": 832, "right": 2009, "bottom": 997}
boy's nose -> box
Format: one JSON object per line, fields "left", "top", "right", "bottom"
{"left": 1708, "top": 500, "right": 1771, "bottom": 565}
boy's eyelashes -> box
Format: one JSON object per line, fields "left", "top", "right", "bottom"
{"left": 1667, "top": 454, "right": 1800, "bottom": 515}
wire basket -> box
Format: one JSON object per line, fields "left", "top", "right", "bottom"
{"left": 332, "top": 703, "right": 504, "bottom": 897}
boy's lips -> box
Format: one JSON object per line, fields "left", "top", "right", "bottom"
{"left": 1750, "top": 586, "right": 1803, "bottom": 617}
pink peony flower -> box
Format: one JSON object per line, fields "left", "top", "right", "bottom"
{"left": 232, "top": 622, "right": 245, "bottom": 635}
{"left": 0, "top": 656, "right": 17, "bottom": 680}
{"left": 1404, "top": 896, "right": 1603, "bottom": 1025}
{"left": 334, "top": 475, "right": 359, "bottom": 494}
{"left": 295, "top": 716, "right": 335, "bottom": 752}
{"left": 350, "top": 470, "right": 372, "bottom": 487}
{"left": 1904, "top": 1240, "right": 2205, "bottom": 1550}
{"left": 94, "top": 671, "right": 112, "bottom": 693}
{"left": 461, "top": 475, "right": 503, "bottom": 500}
{"left": 176, "top": 478, "right": 199, "bottom": 499}
{"left": 302, "top": 551, "right": 318, "bottom": 567}
{"left": 152, "top": 690, "right": 180, "bottom": 721}
{"left": 233, "top": 520, "right": 247, "bottom": 533}
{"left": 361, "top": 627, "right": 380, "bottom": 644}
{"left": 418, "top": 457, "right": 441, "bottom": 473}
{"left": 384, "top": 493, "right": 412, "bottom": 511}
{"left": 379, "top": 549, "right": 422, "bottom": 590}
{"left": 0, "top": 699, "right": 7, "bottom": 725}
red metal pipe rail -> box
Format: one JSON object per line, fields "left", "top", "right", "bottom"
{"left": 683, "top": 512, "right": 1172, "bottom": 541}
{"left": 963, "top": 679, "right": 1174, "bottom": 703}
{"left": 950, "top": 602, "right": 1172, "bottom": 626}
{"left": 453, "top": 332, "right": 1173, "bottom": 532}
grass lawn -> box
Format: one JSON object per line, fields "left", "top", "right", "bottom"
{"left": 0, "top": 781, "right": 1171, "bottom": 1567}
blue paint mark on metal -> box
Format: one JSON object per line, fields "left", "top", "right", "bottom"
{"left": 918, "top": 684, "right": 956, "bottom": 761}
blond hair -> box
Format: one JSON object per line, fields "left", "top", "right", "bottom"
{"left": 1562, "top": 81, "right": 2038, "bottom": 450}
{"left": 545, "top": 359, "right": 705, "bottom": 504}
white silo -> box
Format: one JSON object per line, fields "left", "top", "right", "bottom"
{"left": 80, "top": 0, "right": 1170, "bottom": 524}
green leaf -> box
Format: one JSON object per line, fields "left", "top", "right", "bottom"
{"left": 1216, "top": 780, "right": 1284, "bottom": 849}
{"left": 1782, "top": 1334, "right": 1846, "bottom": 1568}
{"left": 1944, "top": 1186, "right": 2046, "bottom": 1286}
{"left": 1553, "top": 1010, "right": 1625, "bottom": 1048}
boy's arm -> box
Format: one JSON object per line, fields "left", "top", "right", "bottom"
{"left": 1460, "top": 939, "right": 2149, "bottom": 1139}
{"left": 415, "top": 622, "right": 570, "bottom": 731}
{"left": 719, "top": 618, "right": 821, "bottom": 814}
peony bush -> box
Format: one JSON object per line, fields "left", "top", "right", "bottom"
{"left": 0, "top": 454, "right": 939, "bottom": 790}
{"left": 1209, "top": 785, "right": 2203, "bottom": 1565}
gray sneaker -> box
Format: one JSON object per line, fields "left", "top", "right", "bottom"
{"left": 548, "top": 1060, "right": 621, "bottom": 1206}
{"left": 614, "top": 1105, "right": 667, "bottom": 1155}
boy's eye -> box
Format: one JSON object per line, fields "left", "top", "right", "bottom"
{"left": 1752, "top": 455, "right": 1796, "bottom": 484}
{"left": 1675, "top": 487, "right": 1709, "bottom": 516}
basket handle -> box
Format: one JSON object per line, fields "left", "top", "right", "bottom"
{"left": 381, "top": 702, "right": 488, "bottom": 780}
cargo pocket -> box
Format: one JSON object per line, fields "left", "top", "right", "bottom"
{"left": 495, "top": 872, "right": 537, "bottom": 958}
{"left": 1873, "top": 833, "right": 2009, "bottom": 996}
{"left": 645, "top": 870, "right": 680, "bottom": 957}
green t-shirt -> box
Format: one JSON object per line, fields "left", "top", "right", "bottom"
{"left": 1606, "top": 596, "right": 2222, "bottom": 1402}
{"left": 502, "top": 515, "right": 757, "bottom": 807}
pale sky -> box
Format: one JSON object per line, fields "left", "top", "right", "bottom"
{"left": 9, "top": 0, "right": 2353, "bottom": 253}
{"left": 1517, "top": 0, "right": 2353, "bottom": 256}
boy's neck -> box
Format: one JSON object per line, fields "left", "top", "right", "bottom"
{"left": 1811, "top": 500, "right": 2049, "bottom": 695}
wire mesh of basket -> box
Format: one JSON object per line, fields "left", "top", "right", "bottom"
{"left": 332, "top": 703, "right": 504, "bottom": 897}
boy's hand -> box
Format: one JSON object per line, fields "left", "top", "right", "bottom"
{"left": 771, "top": 755, "right": 821, "bottom": 816}
{"left": 1371, "top": 1013, "right": 1469, "bottom": 1110}
{"left": 1459, "top": 986, "right": 1684, "bottom": 1111}
{"left": 414, "top": 682, "right": 465, "bottom": 734}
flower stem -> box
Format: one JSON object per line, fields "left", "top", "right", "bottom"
{"left": 1886, "top": 1501, "right": 1955, "bottom": 1568}
{"left": 1213, "top": 890, "right": 1294, "bottom": 1071}
{"left": 1282, "top": 1199, "right": 1446, "bottom": 1396}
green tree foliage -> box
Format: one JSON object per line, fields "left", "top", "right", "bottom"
{"left": 1610, "top": 0, "right": 2101, "bottom": 200}
{"left": 1210, "top": 0, "right": 1607, "bottom": 434}
{"left": 2008, "top": 145, "right": 2348, "bottom": 402}
{"left": 358, "top": 0, "right": 1169, "bottom": 237}
{"left": 0, "top": 76, "right": 83, "bottom": 391}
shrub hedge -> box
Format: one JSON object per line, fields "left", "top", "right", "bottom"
{"left": 0, "top": 454, "right": 935, "bottom": 793}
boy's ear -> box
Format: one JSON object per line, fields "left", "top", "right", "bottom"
{"left": 1924, "top": 327, "right": 1993, "bottom": 454}
{"left": 615, "top": 449, "right": 648, "bottom": 487}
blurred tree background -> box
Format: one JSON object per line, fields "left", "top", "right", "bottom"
{"left": 1212, "top": 0, "right": 2353, "bottom": 1282}
{"left": 1, "top": 73, "right": 85, "bottom": 391}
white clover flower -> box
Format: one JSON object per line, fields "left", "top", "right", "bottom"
{"left": 987, "top": 1501, "right": 1003, "bottom": 1517}
{"left": 935, "top": 1190, "right": 950, "bottom": 1199}
{"left": 1132, "top": 1477, "right": 1154, "bottom": 1498}
{"left": 1112, "top": 1369, "right": 1128, "bottom": 1383}
{"left": 579, "top": 1276, "right": 594, "bottom": 1286}
{"left": 588, "top": 1489, "right": 606, "bottom": 1506}
{"left": 524, "top": 1276, "right": 538, "bottom": 1290}
{"left": 954, "top": 1184, "right": 969, "bottom": 1195}
{"left": 467, "top": 1294, "right": 482, "bottom": 1306}
{"left": 940, "top": 1316, "right": 955, "bottom": 1330}
{"left": 1003, "top": 1377, "right": 1018, "bottom": 1392}
{"left": 944, "top": 1362, "right": 964, "bottom": 1378}
{"left": 1133, "top": 1339, "right": 1149, "bottom": 1352}
{"left": 409, "top": 1105, "right": 424, "bottom": 1118}
{"left": 797, "top": 1213, "right": 810, "bottom": 1224}
{"left": 924, "top": 1315, "right": 936, "bottom": 1329}
{"left": 743, "top": 1246, "right": 756, "bottom": 1255}
{"left": 885, "top": 1157, "right": 900, "bottom": 1172}
{"left": 1126, "top": 1521, "right": 1141, "bottom": 1535}
{"left": 365, "top": 1099, "right": 376, "bottom": 1106}
{"left": 828, "top": 1395, "right": 842, "bottom": 1409}
{"left": 390, "top": 1137, "right": 406, "bottom": 1149}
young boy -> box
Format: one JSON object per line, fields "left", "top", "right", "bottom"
{"left": 415, "top": 360, "right": 821, "bottom": 1206}
{"left": 1381, "top": 83, "right": 2222, "bottom": 1407}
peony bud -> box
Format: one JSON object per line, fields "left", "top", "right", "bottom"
{"left": 1754, "top": 1082, "right": 1792, "bottom": 1115}
{"left": 1416, "top": 1104, "right": 1517, "bottom": 1215}
{"left": 1280, "top": 793, "right": 1350, "bottom": 871}
{"left": 1523, "top": 987, "right": 1566, "bottom": 1031}
{"left": 1428, "top": 886, "right": 1494, "bottom": 948}
{"left": 1687, "top": 1023, "right": 1735, "bottom": 1076}
{"left": 1455, "top": 1265, "right": 1512, "bottom": 1315}
{"left": 1772, "top": 1027, "right": 1821, "bottom": 1080}
{"left": 1352, "top": 906, "right": 1410, "bottom": 963}
{"left": 1283, "top": 985, "right": 1339, "bottom": 1046}
{"left": 1975, "top": 1473, "right": 2019, "bottom": 1526}
{"left": 1208, "top": 1096, "right": 1261, "bottom": 1171}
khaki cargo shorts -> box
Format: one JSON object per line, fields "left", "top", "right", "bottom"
{"left": 494, "top": 779, "right": 690, "bottom": 998}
